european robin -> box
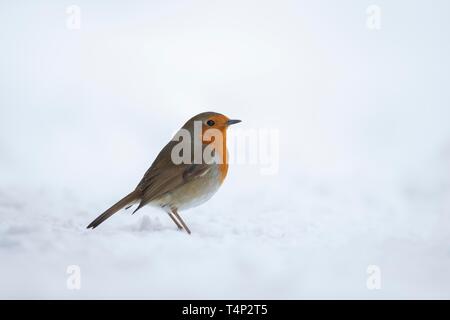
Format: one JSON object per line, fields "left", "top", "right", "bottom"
{"left": 87, "top": 112, "right": 241, "bottom": 234}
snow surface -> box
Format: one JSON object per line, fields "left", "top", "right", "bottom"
{"left": 1, "top": 168, "right": 449, "bottom": 299}
{"left": 1, "top": 0, "right": 450, "bottom": 299}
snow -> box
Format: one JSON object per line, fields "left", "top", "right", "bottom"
{"left": 1, "top": 168, "right": 449, "bottom": 299}
{"left": 1, "top": 0, "right": 450, "bottom": 299}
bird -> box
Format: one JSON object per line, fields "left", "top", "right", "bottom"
{"left": 86, "top": 112, "right": 241, "bottom": 234}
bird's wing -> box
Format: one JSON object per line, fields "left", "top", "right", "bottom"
{"left": 133, "top": 141, "right": 210, "bottom": 212}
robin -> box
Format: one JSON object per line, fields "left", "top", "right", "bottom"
{"left": 87, "top": 112, "right": 241, "bottom": 234}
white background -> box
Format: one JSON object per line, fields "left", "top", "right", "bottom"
{"left": 0, "top": 0, "right": 449, "bottom": 298}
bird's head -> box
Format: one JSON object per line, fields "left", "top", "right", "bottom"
{"left": 182, "top": 112, "right": 241, "bottom": 144}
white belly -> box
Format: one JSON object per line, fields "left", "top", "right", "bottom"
{"left": 152, "top": 165, "right": 223, "bottom": 210}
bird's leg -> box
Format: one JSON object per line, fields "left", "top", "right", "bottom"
{"left": 171, "top": 208, "right": 191, "bottom": 235}
{"left": 167, "top": 210, "right": 183, "bottom": 230}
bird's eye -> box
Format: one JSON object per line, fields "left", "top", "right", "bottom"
{"left": 206, "top": 120, "right": 215, "bottom": 126}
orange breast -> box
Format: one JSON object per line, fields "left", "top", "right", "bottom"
{"left": 218, "top": 162, "right": 228, "bottom": 183}
{"left": 201, "top": 125, "right": 229, "bottom": 184}
{"left": 217, "top": 128, "right": 229, "bottom": 183}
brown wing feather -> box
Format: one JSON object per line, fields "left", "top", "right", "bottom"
{"left": 133, "top": 141, "right": 210, "bottom": 213}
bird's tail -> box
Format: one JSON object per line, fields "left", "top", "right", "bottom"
{"left": 87, "top": 190, "right": 140, "bottom": 229}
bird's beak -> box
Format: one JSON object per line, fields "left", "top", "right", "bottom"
{"left": 227, "top": 119, "right": 242, "bottom": 126}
